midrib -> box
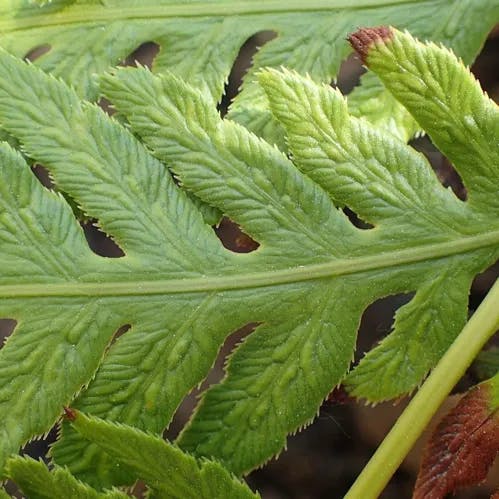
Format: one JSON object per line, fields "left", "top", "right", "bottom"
{"left": 1, "top": 229, "right": 498, "bottom": 298}
{"left": 2, "top": 0, "right": 432, "bottom": 31}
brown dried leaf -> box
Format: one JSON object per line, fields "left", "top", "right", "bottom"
{"left": 414, "top": 382, "right": 499, "bottom": 499}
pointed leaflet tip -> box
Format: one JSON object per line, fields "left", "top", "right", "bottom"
{"left": 62, "top": 407, "right": 76, "bottom": 421}
{"left": 348, "top": 26, "right": 393, "bottom": 63}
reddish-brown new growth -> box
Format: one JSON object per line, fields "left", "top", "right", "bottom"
{"left": 63, "top": 406, "right": 77, "bottom": 421}
{"left": 347, "top": 26, "right": 393, "bottom": 63}
{"left": 414, "top": 384, "right": 499, "bottom": 499}
{"left": 325, "top": 385, "right": 356, "bottom": 405}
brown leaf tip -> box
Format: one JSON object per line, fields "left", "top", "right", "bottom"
{"left": 63, "top": 406, "right": 76, "bottom": 421}
{"left": 348, "top": 26, "right": 393, "bottom": 63}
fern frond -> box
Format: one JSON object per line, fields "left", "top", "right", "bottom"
{"left": 0, "top": 25, "right": 497, "bottom": 490}
{"left": 1, "top": 0, "right": 497, "bottom": 142}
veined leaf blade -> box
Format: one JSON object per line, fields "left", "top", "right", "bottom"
{"left": 99, "top": 67, "right": 357, "bottom": 262}
{"left": 0, "top": 48, "right": 225, "bottom": 269}
{"left": 69, "top": 410, "right": 259, "bottom": 499}
{"left": 258, "top": 67, "right": 472, "bottom": 231}
{"left": 0, "top": 0, "right": 497, "bottom": 141}
{"left": 94, "top": 35, "right": 499, "bottom": 472}
{"left": 349, "top": 26, "right": 499, "bottom": 212}
{"left": 0, "top": 25, "right": 497, "bottom": 487}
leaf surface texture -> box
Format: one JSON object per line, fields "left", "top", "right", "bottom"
{"left": 67, "top": 410, "right": 259, "bottom": 498}
{"left": 0, "top": 0, "right": 498, "bottom": 141}
{"left": 0, "top": 26, "right": 496, "bottom": 488}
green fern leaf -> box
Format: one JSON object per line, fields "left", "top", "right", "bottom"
{"left": 6, "top": 456, "right": 129, "bottom": 498}
{"left": 59, "top": 27, "right": 499, "bottom": 477}
{"left": 65, "top": 409, "right": 259, "bottom": 499}
{"left": 0, "top": 25, "right": 497, "bottom": 489}
{"left": 0, "top": 0, "right": 497, "bottom": 142}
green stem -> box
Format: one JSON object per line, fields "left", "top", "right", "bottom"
{"left": 345, "top": 277, "right": 499, "bottom": 499}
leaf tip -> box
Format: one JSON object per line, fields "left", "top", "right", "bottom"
{"left": 62, "top": 406, "right": 77, "bottom": 421}
{"left": 348, "top": 26, "right": 393, "bottom": 63}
